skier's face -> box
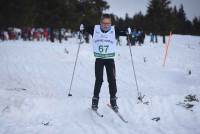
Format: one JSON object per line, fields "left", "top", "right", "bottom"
{"left": 100, "top": 18, "right": 111, "bottom": 32}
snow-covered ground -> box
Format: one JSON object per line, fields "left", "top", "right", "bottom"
{"left": 0, "top": 35, "right": 200, "bottom": 134}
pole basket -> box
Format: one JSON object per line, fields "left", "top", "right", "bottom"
{"left": 137, "top": 92, "right": 150, "bottom": 105}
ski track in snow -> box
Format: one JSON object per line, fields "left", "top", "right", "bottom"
{"left": 0, "top": 36, "right": 200, "bottom": 134}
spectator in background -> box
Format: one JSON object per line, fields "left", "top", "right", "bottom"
{"left": 131, "top": 29, "right": 137, "bottom": 46}
{"left": 0, "top": 29, "right": 5, "bottom": 40}
{"left": 44, "top": 28, "right": 49, "bottom": 41}
{"left": 50, "top": 27, "right": 54, "bottom": 43}
{"left": 155, "top": 34, "right": 158, "bottom": 43}
{"left": 116, "top": 36, "right": 121, "bottom": 46}
{"left": 150, "top": 32, "right": 154, "bottom": 43}
{"left": 0, "top": 27, "right": 77, "bottom": 43}
{"left": 137, "top": 31, "right": 142, "bottom": 46}
{"left": 141, "top": 30, "right": 145, "bottom": 44}
{"left": 4, "top": 31, "right": 9, "bottom": 40}
{"left": 58, "top": 29, "right": 62, "bottom": 43}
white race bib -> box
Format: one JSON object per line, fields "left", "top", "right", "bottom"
{"left": 92, "top": 25, "right": 116, "bottom": 59}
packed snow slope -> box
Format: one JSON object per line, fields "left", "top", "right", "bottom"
{"left": 0, "top": 35, "right": 200, "bottom": 134}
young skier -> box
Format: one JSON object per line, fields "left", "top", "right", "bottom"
{"left": 81, "top": 14, "right": 126, "bottom": 112}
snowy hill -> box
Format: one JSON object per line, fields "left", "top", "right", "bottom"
{"left": 0, "top": 35, "right": 200, "bottom": 134}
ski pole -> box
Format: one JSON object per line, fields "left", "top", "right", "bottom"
{"left": 68, "top": 31, "right": 83, "bottom": 96}
{"left": 127, "top": 28, "right": 144, "bottom": 102}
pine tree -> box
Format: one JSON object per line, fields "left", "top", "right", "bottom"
{"left": 175, "top": 4, "right": 187, "bottom": 34}
{"left": 193, "top": 17, "right": 200, "bottom": 35}
{"left": 177, "top": 4, "right": 186, "bottom": 21}
{"left": 133, "top": 11, "right": 145, "bottom": 30}
{"left": 145, "top": 0, "right": 172, "bottom": 35}
{"left": 0, "top": 0, "right": 109, "bottom": 29}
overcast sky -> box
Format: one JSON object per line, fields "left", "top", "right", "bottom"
{"left": 104, "top": 0, "right": 200, "bottom": 20}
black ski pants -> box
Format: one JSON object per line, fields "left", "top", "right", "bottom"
{"left": 93, "top": 58, "right": 117, "bottom": 98}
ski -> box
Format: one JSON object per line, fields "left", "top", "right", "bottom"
{"left": 107, "top": 104, "right": 128, "bottom": 123}
{"left": 89, "top": 108, "right": 104, "bottom": 117}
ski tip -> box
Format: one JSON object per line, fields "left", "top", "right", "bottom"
{"left": 89, "top": 108, "right": 104, "bottom": 117}
{"left": 107, "top": 104, "right": 128, "bottom": 123}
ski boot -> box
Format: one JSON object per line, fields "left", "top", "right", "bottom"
{"left": 110, "top": 97, "right": 119, "bottom": 112}
{"left": 91, "top": 96, "right": 99, "bottom": 111}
